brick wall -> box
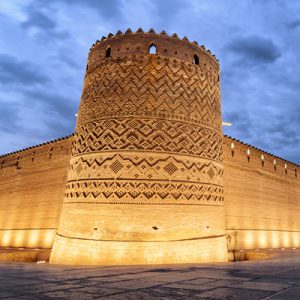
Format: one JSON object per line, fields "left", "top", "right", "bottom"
{"left": 0, "top": 136, "right": 72, "bottom": 248}
{"left": 223, "top": 135, "right": 300, "bottom": 250}
{"left": 0, "top": 134, "right": 299, "bottom": 254}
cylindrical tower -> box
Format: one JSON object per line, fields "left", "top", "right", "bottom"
{"left": 50, "top": 28, "right": 227, "bottom": 265}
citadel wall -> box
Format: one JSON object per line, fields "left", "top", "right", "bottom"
{"left": 0, "top": 29, "right": 299, "bottom": 264}
{"left": 0, "top": 136, "right": 72, "bottom": 248}
{"left": 223, "top": 136, "right": 300, "bottom": 250}
{"left": 0, "top": 134, "right": 300, "bottom": 253}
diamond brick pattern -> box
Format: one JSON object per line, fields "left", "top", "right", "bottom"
{"left": 72, "top": 118, "right": 223, "bottom": 161}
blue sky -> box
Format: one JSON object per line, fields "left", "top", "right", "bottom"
{"left": 0, "top": 0, "right": 300, "bottom": 163}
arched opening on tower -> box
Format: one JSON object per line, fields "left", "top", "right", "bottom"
{"left": 149, "top": 44, "right": 157, "bottom": 54}
{"left": 193, "top": 54, "right": 199, "bottom": 65}
{"left": 105, "top": 47, "right": 111, "bottom": 58}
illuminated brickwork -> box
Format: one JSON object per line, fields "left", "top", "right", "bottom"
{"left": 1, "top": 134, "right": 299, "bottom": 255}
{"left": 1, "top": 29, "right": 299, "bottom": 264}
{"left": 0, "top": 137, "right": 72, "bottom": 248}
{"left": 223, "top": 136, "right": 300, "bottom": 250}
{"left": 50, "top": 29, "right": 228, "bottom": 265}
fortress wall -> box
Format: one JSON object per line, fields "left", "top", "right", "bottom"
{"left": 0, "top": 136, "right": 73, "bottom": 248}
{"left": 0, "top": 132, "right": 300, "bottom": 254}
{"left": 223, "top": 136, "right": 300, "bottom": 250}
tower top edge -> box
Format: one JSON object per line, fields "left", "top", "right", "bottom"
{"left": 89, "top": 28, "right": 219, "bottom": 63}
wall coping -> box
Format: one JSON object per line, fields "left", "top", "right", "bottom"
{"left": 224, "top": 134, "right": 300, "bottom": 168}
{"left": 0, "top": 134, "right": 74, "bottom": 159}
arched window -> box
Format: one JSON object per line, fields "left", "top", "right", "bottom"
{"left": 193, "top": 54, "right": 199, "bottom": 65}
{"left": 149, "top": 43, "right": 157, "bottom": 54}
{"left": 105, "top": 47, "right": 111, "bottom": 58}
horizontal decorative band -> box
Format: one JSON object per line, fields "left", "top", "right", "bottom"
{"left": 68, "top": 152, "right": 223, "bottom": 185}
{"left": 64, "top": 180, "right": 224, "bottom": 203}
{"left": 72, "top": 118, "right": 223, "bottom": 161}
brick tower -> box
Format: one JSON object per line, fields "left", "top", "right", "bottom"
{"left": 50, "top": 28, "right": 228, "bottom": 265}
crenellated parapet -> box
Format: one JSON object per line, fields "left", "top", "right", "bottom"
{"left": 224, "top": 135, "right": 300, "bottom": 179}
{"left": 86, "top": 28, "right": 219, "bottom": 78}
{"left": 90, "top": 28, "right": 218, "bottom": 60}
{"left": 0, "top": 134, "right": 73, "bottom": 171}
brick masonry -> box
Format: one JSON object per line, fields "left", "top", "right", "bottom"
{"left": 0, "top": 29, "right": 299, "bottom": 264}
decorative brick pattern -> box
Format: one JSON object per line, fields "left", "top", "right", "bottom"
{"left": 78, "top": 56, "right": 221, "bottom": 131}
{"left": 72, "top": 118, "right": 223, "bottom": 161}
{"left": 67, "top": 154, "right": 223, "bottom": 185}
{"left": 64, "top": 181, "right": 224, "bottom": 203}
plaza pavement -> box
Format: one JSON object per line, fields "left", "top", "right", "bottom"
{"left": 0, "top": 249, "right": 300, "bottom": 299}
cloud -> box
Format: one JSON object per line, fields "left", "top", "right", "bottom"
{"left": 33, "top": 0, "right": 124, "bottom": 21}
{"left": 22, "top": 10, "right": 56, "bottom": 30}
{"left": 0, "top": 104, "right": 20, "bottom": 133}
{"left": 0, "top": 54, "right": 50, "bottom": 86}
{"left": 227, "top": 35, "right": 281, "bottom": 64}
{"left": 22, "top": 89, "right": 77, "bottom": 120}
{"left": 287, "top": 19, "right": 300, "bottom": 29}
{"left": 152, "top": 0, "right": 187, "bottom": 26}
{"left": 54, "top": 52, "right": 81, "bottom": 69}
{"left": 0, "top": 88, "right": 76, "bottom": 155}
{"left": 72, "top": 0, "right": 123, "bottom": 19}
{"left": 21, "top": 2, "right": 70, "bottom": 40}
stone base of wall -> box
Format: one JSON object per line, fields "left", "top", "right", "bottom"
{"left": 0, "top": 248, "right": 51, "bottom": 263}
{"left": 50, "top": 234, "right": 228, "bottom": 265}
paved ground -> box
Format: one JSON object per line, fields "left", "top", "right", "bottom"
{"left": 0, "top": 250, "right": 300, "bottom": 299}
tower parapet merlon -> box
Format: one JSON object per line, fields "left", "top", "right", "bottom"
{"left": 89, "top": 28, "right": 219, "bottom": 64}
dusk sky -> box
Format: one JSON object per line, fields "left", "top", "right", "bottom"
{"left": 0, "top": 0, "right": 300, "bottom": 164}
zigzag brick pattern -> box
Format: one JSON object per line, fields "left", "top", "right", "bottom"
{"left": 78, "top": 56, "right": 221, "bottom": 130}
{"left": 64, "top": 181, "right": 224, "bottom": 204}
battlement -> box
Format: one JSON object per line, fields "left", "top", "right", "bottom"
{"left": 224, "top": 135, "right": 300, "bottom": 180}
{"left": 0, "top": 134, "right": 73, "bottom": 171}
{"left": 87, "top": 28, "right": 219, "bottom": 75}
